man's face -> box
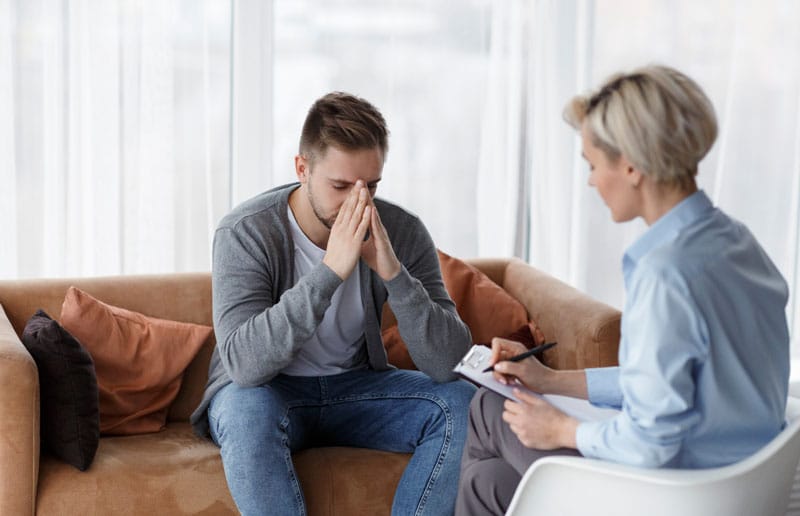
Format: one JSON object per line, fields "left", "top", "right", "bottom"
{"left": 299, "top": 146, "right": 384, "bottom": 229}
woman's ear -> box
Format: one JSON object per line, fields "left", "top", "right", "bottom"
{"left": 622, "top": 157, "right": 643, "bottom": 188}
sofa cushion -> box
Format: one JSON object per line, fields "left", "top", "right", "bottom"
{"left": 383, "top": 250, "right": 545, "bottom": 369}
{"left": 21, "top": 309, "right": 99, "bottom": 471}
{"left": 35, "top": 423, "right": 237, "bottom": 515}
{"left": 34, "top": 423, "right": 410, "bottom": 516}
{"left": 60, "top": 287, "right": 213, "bottom": 435}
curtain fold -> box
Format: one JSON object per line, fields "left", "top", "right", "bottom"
{"left": 521, "top": 0, "right": 800, "bottom": 352}
{"left": 0, "top": 0, "right": 17, "bottom": 276}
{"left": 1, "top": 0, "right": 230, "bottom": 279}
{"left": 230, "top": 0, "right": 273, "bottom": 207}
{"left": 475, "top": 0, "right": 526, "bottom": 258}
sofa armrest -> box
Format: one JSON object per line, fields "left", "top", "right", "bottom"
{"left": 500, "top": 259, "right": 621, "bottom": 370}
{"left": 0, "top": 304, "right": 38, "bottom": 516}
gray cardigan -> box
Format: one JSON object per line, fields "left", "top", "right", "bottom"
{"left": 190, "top": 183, "right": 471, "bottom": 436}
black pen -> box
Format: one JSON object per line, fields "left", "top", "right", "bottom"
{"left": 481, "top": 342, "right": 558, "bottom": 373}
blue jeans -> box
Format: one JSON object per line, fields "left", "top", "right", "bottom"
{"left": 207, "top": 368, "right": 476, "bottom": 516}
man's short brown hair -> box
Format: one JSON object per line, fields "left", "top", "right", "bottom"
{"left": 299, "top": 92, "right": 389, "bottom": 163}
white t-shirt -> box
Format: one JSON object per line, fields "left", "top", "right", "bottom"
{"left": 280, "top": 205, "right": 367, "bottom": 376}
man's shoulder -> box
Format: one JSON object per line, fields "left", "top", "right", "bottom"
{"left": 374, "top": 197, "right": 422, "bottom": 229}
{"left": 218, "top": 183, "right": 298, "bottom": 232}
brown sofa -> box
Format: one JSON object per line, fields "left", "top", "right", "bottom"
{"left": 0, "top": 257, "right": 621, "bottom": 515}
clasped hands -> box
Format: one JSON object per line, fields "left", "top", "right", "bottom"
{"left": 489, "top": 337, "right": 580, "bottom": 450}
{"left": 322, "top": 180, "right": 401, "bottom": 282}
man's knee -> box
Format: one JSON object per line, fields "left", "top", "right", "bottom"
{"left": 438, "top": 379, "right": 477, "bottom": 414}
{"left": 210, "top": 384, "right": 288, "bottom": 444}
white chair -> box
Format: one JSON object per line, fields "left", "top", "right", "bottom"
{"left": 505, "top": 397, "right": 800, "bottom": 516}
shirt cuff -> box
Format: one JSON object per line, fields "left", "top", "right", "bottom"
{"left": 576, "top": 420, "right": 607, "bottom": 458}
{"left": 585, "top": 366, "right": 623, "bottom": 408}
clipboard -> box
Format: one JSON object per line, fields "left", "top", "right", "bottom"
{"left": 454, "top": 345, "right": 620, "bottom": 422}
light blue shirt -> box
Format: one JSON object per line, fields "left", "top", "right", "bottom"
{"left": 576, "top": 190, "right": 790, "bottom": 468}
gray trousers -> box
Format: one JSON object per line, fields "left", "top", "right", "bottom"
{"left": 455, "top": 388, "right": 581, "bottom": 516}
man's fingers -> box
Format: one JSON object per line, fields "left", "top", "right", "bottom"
{"left": 334, "top": 183, "right": 359, "bottom": 227}
{"left": 332, "top": 181, "right": 369, "bottom": 235}
{"left": 369, "top": 201, "right": 387, "bottom": 237}
{"left": 355, "top": 205, "right": 371, "bottom": 240}
{"left": 349, "top": 187, "right": 369, "bottom": 233}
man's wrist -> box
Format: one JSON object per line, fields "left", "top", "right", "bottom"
{"left": 322, "top": 255, "right": 351, "bottom": 281}
{"left": 379, "top": 262, "right": 402, "bottom": 282}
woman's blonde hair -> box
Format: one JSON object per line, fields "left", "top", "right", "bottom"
{"left": 563, "top": 65, "right": 718, "bottom": 190}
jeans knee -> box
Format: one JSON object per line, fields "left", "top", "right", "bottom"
{"left": 210, "top": 384, "right": 288, "bottom": 446}
{"left": 440, "top": 379, "right": 477, "bottom": 415}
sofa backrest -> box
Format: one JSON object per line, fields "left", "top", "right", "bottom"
{"left": 0, "top": 273, "right": 214, "bottom": 423}
{"left": 0, "top": 258, "right": 621, "bottom": 425}
{"left": 462, "top": 257, "right": 621, "bottom": 370}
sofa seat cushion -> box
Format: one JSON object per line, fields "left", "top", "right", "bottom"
{"left": 35, "top": 423, "right": 412, "bottom": 516}
{"left": 36, "top": 423, "right": 237, "bottom": 515}
{"left": 294, "top": 446, "right": 411, "bottom": 515}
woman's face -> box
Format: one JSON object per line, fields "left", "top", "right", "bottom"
{"left": 580, "top": 124, "right": 641, "bottom": 223}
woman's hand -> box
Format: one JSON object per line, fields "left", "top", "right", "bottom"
{"left": 503, "top": 389, "right": 579, "bottom": 450}
{"left": 490, "top": 337, "right": 556, "bottom": 393}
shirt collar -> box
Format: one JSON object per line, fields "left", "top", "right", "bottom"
{"left": 622, "top": 190, "right": 714, "bottom": 274}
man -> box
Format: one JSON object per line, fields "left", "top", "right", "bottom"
{"left": 191, "top": 92, "right": 476, "bottom": 515}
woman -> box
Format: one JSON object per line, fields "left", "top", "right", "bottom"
{"left": 455, "top": 65, "right": 790, "bottom": 515}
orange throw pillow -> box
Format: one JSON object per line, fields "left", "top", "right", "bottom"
{"left": 383, "top": 250, "right": 545, "bottom": 369}
{"left": 60, "top": 287, "right": 212, "bottom": 435}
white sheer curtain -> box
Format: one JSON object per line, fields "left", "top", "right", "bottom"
{"left": 4, "top": 0, "right": 800, "bottom": 354}
{"left": 520, "top": 0, "right": 800, "bottom": 354}
{"left": 0, "top": 0, "right": 230, "bottom": 279}
{"left": 475, "top": 0, "right": 527, "bottom": 258}
{"left": 266, "top": 0, "right": 515, "bottom": 259}
{"left": 1, "top": 0, "right": 511, "bottom": 278}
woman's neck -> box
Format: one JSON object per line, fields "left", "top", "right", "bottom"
{"left": 641, "top": 181, "right": 697, "bottom": 226}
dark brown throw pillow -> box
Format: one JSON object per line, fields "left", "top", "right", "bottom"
{"left": 21, "top": 309, "right": 99, "bottom": 471}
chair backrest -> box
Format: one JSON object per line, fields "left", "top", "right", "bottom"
{"left": 719, "top": 410, "right": 800, "bottom": 516}
{"left": 506, "top": 397, "right": 800, "bottom": 516}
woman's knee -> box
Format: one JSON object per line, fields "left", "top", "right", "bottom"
{"left": 457, "top": 458, "right": 520, "bottom": 515}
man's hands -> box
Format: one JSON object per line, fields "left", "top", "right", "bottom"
{"left": 360, "top": 194, "right": 401, "bottom": 281}
{"left": 322, "top": 182, "right": 372, "bottom": 280}
{"left": 322, "top": 180, "right": 401, "bottom": 282}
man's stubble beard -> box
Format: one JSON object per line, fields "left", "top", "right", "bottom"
{"left": 307, "top": 179, "right": 337, "bottom": 230}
